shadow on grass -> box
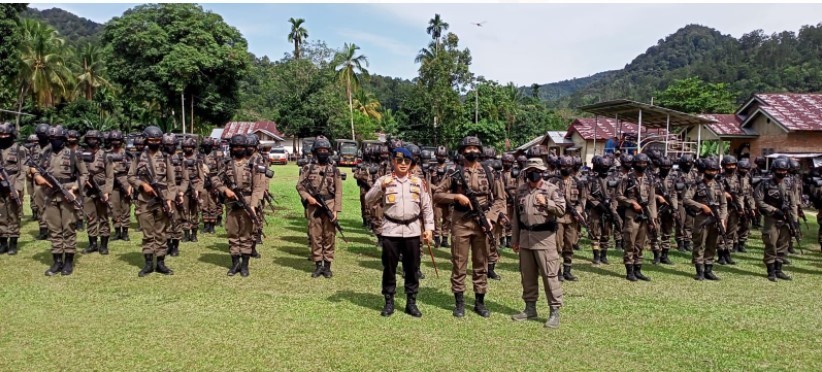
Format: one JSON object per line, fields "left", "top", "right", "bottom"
{"left": 574, "top": 263, "right": 624, "bottom": 279}
{"left": 328, "top": 290, "right": 384, "bottom": 313}
{"left": 276, "top": 245, "right": 311, "bottom": 258}
{"left": 32, "top": 249, "right": 52, "bottom": 265}
{"left": 273, "top": 256, "right": 314, "bottom": 273}
{"left": 199, "top": 252, "right": 229, "bottom": 269}
{"left": 357, "top": 258, "right": 383, "bottom": 272}
{"left": 278, "top": 235, "right": 310, "bottom": 247}
{"left": 117, "top": 251, "right": 145, "bottom": 268}
{"left": 643, "top": 263, "right": 693, "bottom": 279}
{"left": 714, "top": 264, "right": 763, "bottom": 278}
{"left": 783, "top": 265, "right": 822, "bottom": 276}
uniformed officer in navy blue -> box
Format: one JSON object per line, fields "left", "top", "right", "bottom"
{"left": 366, "top": 147, "right": 434, "bottom": 318}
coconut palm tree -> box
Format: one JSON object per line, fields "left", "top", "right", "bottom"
{"left": 73, "top": 43, "right": 113, "bottom": 100}
{"left": 16, "top": 18, "right": 72, "bottom": 118}
{"left": 427, "top": 14, "right": 449, "bottom": 53}
{"left": 334, "top": 43, "right": 369, "bottom": 140}
{"left": 353, "top": 90, "right": 382, "bottom": 121}
{"left": 287, "top": 17, "right": 308, "bottom": 59}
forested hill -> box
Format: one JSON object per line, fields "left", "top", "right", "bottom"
{"left": 538, "top": 23, "right": 822, "bottom": 107}
{"left": 23, "top": 7, "right": 104, "bottom": 45}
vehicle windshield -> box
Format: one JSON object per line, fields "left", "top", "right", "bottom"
{"left": 340, "top": 146, "right": 357, "bottom": 155}
{"left": 271, "top": 148, "right": 285, "bottom": 154}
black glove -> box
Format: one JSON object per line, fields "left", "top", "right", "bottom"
{"left": 772, "top": 209, "right": 785, "bottom": 220}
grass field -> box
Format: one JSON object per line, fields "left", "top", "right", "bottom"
{"left": 2, "top": 163, "right": 822, "bottom": 371}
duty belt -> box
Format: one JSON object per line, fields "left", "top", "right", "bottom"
{"left": 454, "top": 202, "right": 489, "bottom": 213}
{"left": 56, "top": 177, "right": 77, "bottom": 183}
{"left": 384, "top": 214, "right": 419, "bottom": 225}
{"left": 518, "top": 220, "right": 557, "bottom": 232}
{"left": 317, "top": 194, "right": 334, "bottom": 201}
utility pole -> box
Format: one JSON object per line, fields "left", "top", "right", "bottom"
{"left": 181, "top": 91, "right": 186, "bottom": 134}
{"left": 474, "top": 83, "right": 479, "bottom": 124}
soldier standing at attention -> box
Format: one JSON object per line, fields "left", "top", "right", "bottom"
{"left": 365, "top": 147, "right": 434, "bottom": 317}
{"left": 246, "top": 134, "right": 267, "bottom": 258}
{"left": 33, "top": 126, "right": 88, "bottom": 276}
{"left": 718, "top": 156, "right": 740, "bottom": 265}
{"left": 199, "top": 138, "right": 221, "bottom": 234}
{"left": 510, "top": 157, "right": 565, "bottom": 329}
{"left": 433, "top": 136, "right": 506, "bottom": 318}
{"left": 652, "top": 157, "right": 679, "bottom": 265}
{"left": 683, "top": 158, "right": 727, "bottom": 280}
{"left": 754, "top": 158, "right": 797, "bottom": 281}
{"left": 500, "top": 152, "right": 518, "bottom": 249}
{"left": 551, "top": 155, "right": 586, "bottom": 281}
{"left": 32, "top": 123, "right": 52, "bottom": 240}
{"left": 586, "top": 155, "right": 613, "bottom": 265}
{"left": 181, "top": 138, "right": 203, "bottom": 243}
{"left": 128, "top": 135, "right": 146, "bottom": 234}
{"left": 296, "top": 136, "right": 343, "bottom": 278}
{"left": 616, "top": 153, "right": 657, "bottom": 282}
{"left": 106, "top": 130, "right": 132, "bottom": 242}
{"left": 80, "top": 130, "right": 111, "bottom": 255}
{"left": 212, "top": 135, "right": 267, "bottom": 277}
{"left": 164, "top": 134, "right": 188, "bottom": 257}
{"left": 24, "top": 134, "right": 39, "bottom": 222}
{"left": 128, "top": 126, "right": 177, "bottom": 277}
{"left": 430, "top": 146, "right": 452, "bottom": 248}
{"left": 0, "top": 123, "right": 28, "bottom": 255}
{"left": 735, "top": 159, "right": 756, "bottom": 253}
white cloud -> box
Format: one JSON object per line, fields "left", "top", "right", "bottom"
{"left": 372, "top": 3, "right": 822, "bottom": 85}
{"left": 338, "top": 29, "right": 418, "bottom": 57}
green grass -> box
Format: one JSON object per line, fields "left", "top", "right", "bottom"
{"left": 2, "top": 164, "right": 822, "bottom": 371}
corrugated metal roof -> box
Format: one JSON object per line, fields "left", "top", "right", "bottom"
{"left": 752, "top": 93, "right": 822, "bottom": 132}
{"left": 577, "top": 99, "right": 715, "bottom": 127}
{"left": 547, "top": 131, "right": 574, "bottom": 145}
{"left": 566, "top": 118, "right": 650, "bottom": 140}
{"left": 209, "top": 128, "right": 223, "bottom": 139}
{"left": 221, "top": 121, "right": 284, "bottom": 139}
{"left": 698, "top": 114, "right": 754, "bottom": 137}
{"left": 516, "top": 134, "right": 545, "bottom": 151}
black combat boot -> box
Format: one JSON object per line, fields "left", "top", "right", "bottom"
{"left": 0, "top": 237, "right": 7, "bottom": 254}
{"left": 121, "top": 228, "right": 130, "bottom": 241}
{"left": 473, "top": 293, "right": 490, "bottom": 318}
{"left": 737, "top": 242, "right": 747, "bottom": 253}
{"left": 684, "top": 241, "right": 692, "bottom": 252}
{"left": 694, "top": 264, "right": 705, "bottom": 281}
{"left": 190, "top": 228, "right": 198, "bottom": 242}
{"left": 111, "top": 227, "right": 121, "bottom": 241}
{"left": 652, "top": 250, "right": 661, "bottom": 265}
{"left": 545, "top": 307, "right": 560, "bottom": 329}
{"left": 45, "top": 253, "right": 64, "bottom": 276}
{"left": 562, "top": 263, "right": 578, "bottom": 281}
{"left": 600, "top": 249, "right": 609, "bottom": 264}
{"left": 255, "top": 233, "right": 263, "bottom": 245}
{"left": 453, "top": 292, "right": 465, "bottom": 318}
{"left": 633, "top": 264, "right": 651, "bottom": 281}
{"left": 616, "top": 240, "right": 623, "bottom": 251}
{"left": 216, "top": 215, "right": 223, "bottom": 227}
{"left": 405, "top": 294, "right": 422, "bottom": 318}
{"left": 717, "top": 250, "right": 727, "bottom": 265}
{"left": 488, "top": 263, "right": 501, "bottom": 280}
{"left": 676, "top": 239, "right": 684, "bottom": 252}
{"left": 138, "top": 254, "right": 154, "bottom": 277}
{"left": 592, "top": 250, "right": 601, "bottom": 265}
{"left": 381, "top": 294, "right": 395, "bottom": 317}
{"left": 182, "top": 230, "right": 191, "bottom": 242}
{"left": 83, "top": 236, "right": 98, "bottom": 254}
{"left": 441, "top": 236, "right": 449, "bottom": 248}
{"left": 511, "top": 301, "right": 538, "bottom": 321}
{"left": 322, "top": 261, "right": 333, "bottom": 278}
{"left": 704, "top": 264, "right": 720, "bottom": 280}
{"left": 61, "top": 253, "right": 75, "bottom": 276}
{"left": 766, "top": 263, "right": 776, "bottom": 282}
{"left": 155, "top": 256, "right": 173, "bottom": 275}
{"left": 251, "top": 243, "right": 261, "bottom": 259}
{"left": 7, "top": 237, "right": 18, "bottom": 255}
{"left": 774, "top": 262, "right": 792, "bottom": 280}
{"left": 174, "top": 239, "right": 181, "bottom": 256}
{"left": 99, "top": 236, "right": 109, "bottom": 255}
{"left": 167, "top": 240, "right": 177, "bottom": 257}
{"left": 434, "top": 236, "right": 441, "bottom": 248}
{"left": 572, "top": 243, "right": 580, "bottom": 251}
{"left": 227, "top": 255, "right": 241, "bottom": 276}
{"left": 240, "top": 254, "right": 251, "bottom": 277}
{"left": 660, "top": 249, "right": 673, "bottom": 265}
{"left": 311, "top": 261, "right": 324, "bottom": 278}
{"left": 788, "top": 241, "right": 796, "bottom": 254}
{"left": 76, "top": 219, "right": 85, "bottom": 232}
{"left": 725, "top": 250, "right": 736, "bottom": 265}
{"left": 505, "top": 236, "right": 512, "bottom": 248}
{"left": 37, "top": 227, "right": 49, "bottom": 240}
{"left": 416, "top": 269, "right": 425, "bottom": 280}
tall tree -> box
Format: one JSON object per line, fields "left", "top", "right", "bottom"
{"left": 16, "top": 18, "right": 72, "bottom": 126}
{"left": 0, "top": 4, "right": 27, "bottom": 110}
{"left": 334, "top": 42, "right": 369, "bottom": 140}
{"left": 72, "top": 43, "right": 112, "bottom": 100}
{"left": 102, "top": 3, "right": 250, "bottom": 128}
{"left": 287, "top": 17, "right": 308, "bottom": 59}
{"left": 656, "top": 77, "right": 736, "bottom": 114}
{"left": 426, "top": 13, "right": 449, "bottom": 53}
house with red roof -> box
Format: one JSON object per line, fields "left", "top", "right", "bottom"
{"left": 734, "top": 93, "right": 822, "bottom": 159}
{"left": 544, "top": 118, "right": 664, "bottom": 165}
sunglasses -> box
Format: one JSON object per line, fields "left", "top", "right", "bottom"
{"left": 395, "top": 158, "right": 412, "bottom": 164}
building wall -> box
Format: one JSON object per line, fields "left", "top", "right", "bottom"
{"left": 747, "top": 115, "right": 822, "bottom": 156}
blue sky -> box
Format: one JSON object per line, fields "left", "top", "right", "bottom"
{"left": 32, "top": 2, "right": 822, "bottom": 86}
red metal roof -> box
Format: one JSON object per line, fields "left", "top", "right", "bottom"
{"left": 751, "top": 93, "right": 822, "bottom": 132}
{"left": 565, "top": 118, "right": 659, "bottom": 140}
{"left": 221, "top": 121, "right": 284, "bottom": 139}
{"left": 698, "top": 114, "right": 748, "bottom": 136}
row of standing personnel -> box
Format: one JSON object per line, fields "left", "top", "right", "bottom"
{"left": 0, "top": 123, "right": 274, "bottom": 277}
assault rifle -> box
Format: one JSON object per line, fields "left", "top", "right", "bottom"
{"left": 0, "top": 165, "right": 22, "bottom": 207}
{"left": 27, "top": 159, "right": 88, "bottom": 219}
{"left": 456, "top": 169, "right": 497, "bottom": 249}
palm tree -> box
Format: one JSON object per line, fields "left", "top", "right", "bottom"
{"left": 427, "top": 14, "right": 449, "bottom": 53}
{"left": 16, "top": 18, "right": 72, "bottom": 126}
{"left": 353, "top": 90, "right": 382, "bottom": 121}
{"left": 414, "top": 41, "right": 437, "bottom": 65}
{"left": 73, "top": 43, "right": 113, "bottom": 100}
{"left": 287, "top": 17, "right": 308, "bottom": 59}
{"left": 334, "top": 43, "right": 369, "bottom": 140}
